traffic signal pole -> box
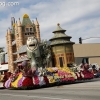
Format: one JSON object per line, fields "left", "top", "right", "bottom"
{"left": 79, "top": 37, "right": 100, "bottom": 44}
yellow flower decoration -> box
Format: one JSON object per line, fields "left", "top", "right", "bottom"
{"left": 11, "top": 73, "right": 23, "bottom": 88}
{"left": 23, "top": 14, "right": 29, "bottom": 18}
{"left": 13, "top": 23, "right": 16, "bottom": 27}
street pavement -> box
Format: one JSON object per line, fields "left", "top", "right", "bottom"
{"left": 0, "top": 78, "right": 100, "bottom": 100}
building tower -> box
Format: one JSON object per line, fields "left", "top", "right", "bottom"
{"left": 15, "top": 21, "right": 18, "bottom": 51}
{"left": 7, "top": 28, "right": 14, "bottom": 72}
{"left": 49, "top": 23, "right": 75, "bottom": 68}
{"left": 6, "top": 30, "right": 9, "bottom": 63}
{"left": 35, "top": 18, "right": 41, "bottom": 42}
{"left": 17, "top": 18, "right": 23, "bottom": 47}
{"left": 6, "top": 14, "right": 41, "bottom": 72}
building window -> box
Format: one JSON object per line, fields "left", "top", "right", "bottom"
{"left": 26, "top": 28, "right": 29, "bottom": 32}
{"left": 30, "top": 33, "right": 34, "bottom": 35}
{"left": 59, "top": 57, "right": 63, "bottom": 67}
{"left": 52, "top": 58, "right": 55, "bottom": 67}
{"left": 25, "top": 33, "right": 27, "bottom": 35}
{"left": 30, "top": 28, "right": 33, "bottom": 32}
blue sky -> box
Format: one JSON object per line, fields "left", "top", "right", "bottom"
{"left": 0, "top": 0, "right": 100, "bottom": 51}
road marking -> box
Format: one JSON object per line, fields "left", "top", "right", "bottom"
{"left": 0, "top": 93, "right": 71, "bottom": 100}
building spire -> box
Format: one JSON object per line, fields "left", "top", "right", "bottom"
{"left": 52, "top": 23, "right": 66, "bottom": 33}
{"left": 18, "top": 18, "right": 21, "bottom": 26}
{"left": 11, "top": 17, "right": 15, "bottom": 29}
{"left": 16, "top": 20, "right": 17, "bottom": 23}
{"left": 15, "top": 21, "right": 18, "bottom": 30}
{"left": 35, "top": 18, "right": 39, "bottom": 25}
{"left": 6, "top": 29, "right": 8, "bottom": 36}
{"left": 8, "top": 28, "right": 11, "bottom": 34}
{"left": 32, "top": 20, "right": 35, "bottom": 24}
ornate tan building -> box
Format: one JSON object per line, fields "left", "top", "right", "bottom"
{"left": 6, "top": 14, "right": 41, "bottom": 73}
{"left": 49, "top": 24, "right": 75, "bottom": 67}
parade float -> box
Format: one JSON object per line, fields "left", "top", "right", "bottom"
{"left": 3, "top": 36, "right": 76, "bottom": 89}
{"left": 3, "top": 36, "right": 94, "bottom": 89}
{"left": 2, "top": 14, "right": 94, "bottom": 89}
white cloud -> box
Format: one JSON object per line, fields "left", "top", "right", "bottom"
{"left": 0, "top": 0, "right": 100, "bottom": 51}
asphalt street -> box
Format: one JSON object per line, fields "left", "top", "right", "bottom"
{"left": 0, "top": 78, "right": 100, "bottom": 100}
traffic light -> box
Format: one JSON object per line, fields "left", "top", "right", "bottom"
{"left": 79, "top": 37, "right": 82, "bottom": 44}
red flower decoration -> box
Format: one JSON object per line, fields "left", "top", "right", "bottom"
{"left": 22, "top": 77, "right": 33, "bottom": 87}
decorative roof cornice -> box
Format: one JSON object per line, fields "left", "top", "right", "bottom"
{"left": 52, "top": 23, "right": 66, "bottom": 33}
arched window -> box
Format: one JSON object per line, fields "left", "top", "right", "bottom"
{"left": 30, "top": 28, "right": 33, "bottom": 32}
{"left": 26, "top": 28, "right": 29, "bottom": 32}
